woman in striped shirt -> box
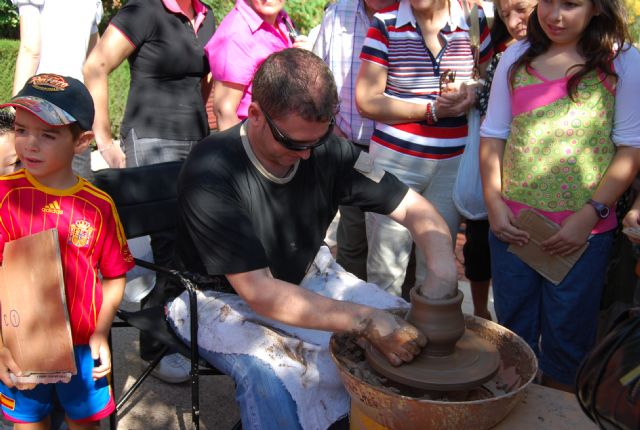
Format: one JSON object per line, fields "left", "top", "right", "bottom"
{"left": 355, "top": 0, "right": 492, "bottom": 295}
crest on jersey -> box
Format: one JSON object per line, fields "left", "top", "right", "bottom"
{"left": 68, "top": 219, "right": 94, "bottom": 248}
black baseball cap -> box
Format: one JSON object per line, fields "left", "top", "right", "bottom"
{"left": 0, "top": 74, "right": 94, "bottom": 131}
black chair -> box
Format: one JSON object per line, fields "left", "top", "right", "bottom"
{"left": 92, "top": 162, "right": 240, "bottom": 430}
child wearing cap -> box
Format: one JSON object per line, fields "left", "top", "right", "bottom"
{"left": 0, "top": 110, "right": 19, "bottom": 176}
{"left": 0, "top": 74, "right": 134, "bottom": 429}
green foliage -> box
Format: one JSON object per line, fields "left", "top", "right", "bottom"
{"left": 203, "top": 0, "right": 326, "bottom": 35}
{"left": 0, "top": 39, "right": 18, "bottom": 102}
{"left": 286, "top": 0, "right": 327, "bottom": 34}
{"left": 107, "top": 63, "right": 130, "bottom": 138}
{"left": 205, "top": 0, "right": 234, "bottom": 25}
{"left": 0, "top": 0, "right": 19, "bottom": 39}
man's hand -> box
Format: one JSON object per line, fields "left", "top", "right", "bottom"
{"left": 360, "top": 310, "right": 426, "bottom": 366}
{"left": 89, "top": 332, "right": 111, "bottom": 380}
{"left": 421, "top": 270, "right": 458, "bottom": 300}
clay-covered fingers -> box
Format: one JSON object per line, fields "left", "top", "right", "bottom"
{"left": 364, "top": 311, "right": 426, "bottom": 367}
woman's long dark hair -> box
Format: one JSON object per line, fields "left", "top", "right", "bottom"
{"left": 509, "top": 0, "right": 632, "bottom": 98}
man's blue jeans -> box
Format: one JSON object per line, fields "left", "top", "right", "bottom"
{"left": 489, "top": 230, "right": 614, "bottom": 386}
{"left": 198, "top": 350, "right": 303, "bottom": 430}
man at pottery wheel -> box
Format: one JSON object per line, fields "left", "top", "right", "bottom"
{"left": 169, "top": 48, "right": 459, "bottom": 430}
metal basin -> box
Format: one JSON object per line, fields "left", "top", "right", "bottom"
{"left": 330, "top": 315, "right": 538, "bottom": 430}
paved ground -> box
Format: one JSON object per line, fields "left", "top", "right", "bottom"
{"left": 102, "top": 306, "right": 241, "bottom": 430}
{"left": 0, "top": 299, "right": 241, "bottom": 430}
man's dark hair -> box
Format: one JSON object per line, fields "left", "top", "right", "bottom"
{"left": 252, "top": 48, "right": 339, "bottom": 122}
{"left": 0, "top": 109, "right": 15, "bottom": 135}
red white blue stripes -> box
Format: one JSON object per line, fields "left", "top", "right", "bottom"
{"left": 360, "top": 0, "right": 492, "bottom": 159}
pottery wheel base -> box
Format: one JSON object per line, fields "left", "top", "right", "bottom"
{"left": 366, "top": 329, "right": 500, "bottom": 391}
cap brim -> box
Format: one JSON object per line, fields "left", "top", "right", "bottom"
{"left": 0, "top": 96, "right": 77, "bottom": 127}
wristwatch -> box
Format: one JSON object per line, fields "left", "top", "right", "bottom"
{"left": 586, "top": 199, "right": 610, "bottom": 219}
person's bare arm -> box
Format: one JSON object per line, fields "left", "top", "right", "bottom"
{"left": 86, "top": 31, "right": 100, "bottom": 59}
{"left": 83, "top": 25, "right": 135, "bottom": 167}
{"left": 355, "top": 61, "right": 473, "bottom": 125}
{"left": 13, "top": 6, "right": 41, "bottom": 95}
{"left": 355, "top": 61, "right": 426, "bottom": 124}
{"left": 226, "top": 269, "right": 426, "bottom": 366}
{"left": 89, "top": 275, "right": 126, "bottom": 380}
{"left": 212, "top": 80, "right": 244, "bottom": 131}
{"left": 387, "top": 189, "right": 459, "bottom": 299}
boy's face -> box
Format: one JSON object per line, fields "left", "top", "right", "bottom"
{"left": 0, "top": 131, "right": 19, "bottom": 176}
{"left": 13, "top": 109, "right": 92, "bottom": 187}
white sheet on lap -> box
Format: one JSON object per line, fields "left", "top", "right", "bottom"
{"left": 167, "top": 246, "right": 408, "bottom": 430}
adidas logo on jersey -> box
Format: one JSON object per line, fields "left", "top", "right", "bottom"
{"left": 42, "top": 201, "right": 63, "bottom": 215}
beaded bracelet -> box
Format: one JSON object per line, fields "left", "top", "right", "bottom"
{"left": 425, "top": 102, "right": 438, "bottom": 125}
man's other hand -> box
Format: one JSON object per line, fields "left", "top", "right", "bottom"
{"left": 362, "top": 310, "right": 426, "bottom": 366}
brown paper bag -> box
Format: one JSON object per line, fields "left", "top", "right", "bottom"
{"left": 0, "top": 229, "right": 76, "bottom": 384}
{"left": 507, "top": 209, "right": 588, "bottom": 285}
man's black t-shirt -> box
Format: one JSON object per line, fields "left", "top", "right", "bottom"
{"left": 110, "top": 0, "right": 215, "bottom": 141}
{"left": 176, "top": 122, "right": 409, "bottom": 285}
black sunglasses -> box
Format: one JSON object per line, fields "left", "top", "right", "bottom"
{"left": 262, "top": 109, "right": 335, "bottom": 151}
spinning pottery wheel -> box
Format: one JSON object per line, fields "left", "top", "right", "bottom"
{"left": 366, "top": 288, "right": 500, "bottom": 391}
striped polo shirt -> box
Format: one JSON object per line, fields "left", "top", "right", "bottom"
{"left": 360, "top": 0, "right": 492, "bottom": 159}
{"left": 0, "top": 170, "right": 134, "bottom": 345}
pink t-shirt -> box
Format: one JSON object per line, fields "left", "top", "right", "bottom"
{"left": 205, "top": 0, "right": 293, "bottom": 119}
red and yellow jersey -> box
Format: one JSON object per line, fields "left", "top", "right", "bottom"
{"left": 0, "top": 170, "right": 134, "bottom": 344}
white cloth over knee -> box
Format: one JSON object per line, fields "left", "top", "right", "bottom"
{"left": 166, "top": 246, "right": 408, "bottom": 430}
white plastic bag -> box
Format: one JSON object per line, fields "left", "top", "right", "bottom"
{"left": 453, "top": 108, "right": 488, "bottom": 220}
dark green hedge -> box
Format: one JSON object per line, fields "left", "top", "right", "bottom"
{"left": 0, "top": 0, "right": 19, "bottom": 39}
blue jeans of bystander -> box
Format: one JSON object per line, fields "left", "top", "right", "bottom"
{"left": 489, "top": 230, "right": 614, "bottom": 386}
